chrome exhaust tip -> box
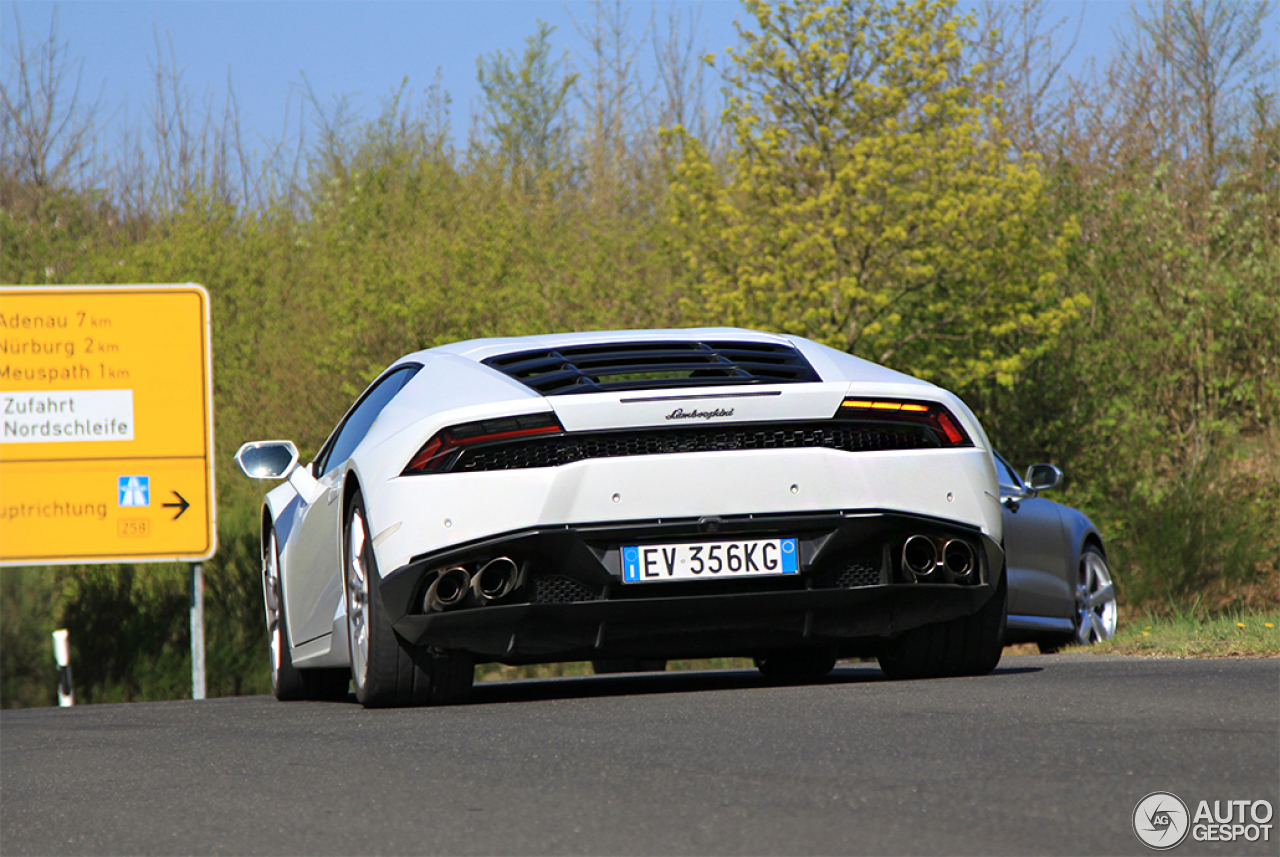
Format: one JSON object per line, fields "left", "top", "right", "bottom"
{"left": 425, "top": 566, "right": 471, "bottom": 612}
{"left": 472, "top": 556, "right": 519, "bottom": 604}
{"left": 902, "top": 535, "right": 938, "bottom": 578}
{"left": 943, "top": 539, "right": 976, "bottom": 577}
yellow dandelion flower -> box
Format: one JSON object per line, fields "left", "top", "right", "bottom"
{"left": 1142, "top": 631, "right": 1150, "bottom": 637}
{"left": 1266, "top": 623, "right": 1274, "bottom": 629}
{"left": 1236, "top": 622, "right": 1246, "bottom": 629}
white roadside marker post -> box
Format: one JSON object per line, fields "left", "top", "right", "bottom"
{"left": 52, "top": 629, "right": 74, "bottom": 707}
{"left": 191, "top": 563, "right": 206, "bottom": 700}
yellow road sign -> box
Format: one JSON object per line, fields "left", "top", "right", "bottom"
{"left": 0, "top": 284, "right": 216, "bottom": 564}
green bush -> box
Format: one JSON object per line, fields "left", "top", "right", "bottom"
{"left": 0, "top": 569, "right": 60, "bottom": 708}
{"left": 1114, "top": 449, "right": 1280, "bottom": 609}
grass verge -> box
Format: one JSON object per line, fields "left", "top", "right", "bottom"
{"left": 477, "top": 608, "right": 1280, "bottom": 681}
{"left": 479, "top": 611, "right": 1280, "bottom": 680}
{"left": 476, "top": 658, "right": 758, "bottom": 682}
{"left": 1018, "top": 608, "right": 1280, "bottom": 658}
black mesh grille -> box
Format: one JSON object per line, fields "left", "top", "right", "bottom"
{"left": 451, "top": 420, "right": 942, "bottom": 473}
{"left": 532, "top": 576, "right": 598, "bottom": 603}
{"left": 835, "top": 561, "right": 883, "bottom": 588}
{"left": 482, "top": 340, "right": 820, "bottom": 396}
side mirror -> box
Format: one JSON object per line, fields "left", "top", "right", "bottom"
{"left": 235, "top": 441, "right": 299, "bottom": 479}
{"left": 235, "top": 440, "right": 325, "bottom": 504}
{"left": 1025, "top": 463, "right": 1063, "bottom": 493}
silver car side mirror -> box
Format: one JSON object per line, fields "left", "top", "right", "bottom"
{"left": 235, "top": 440, "right": 326, "bottom": 504}
{"left": 1025, "top": 463, "right": 1063, "bottom": 493}
{"left": 235, "top": 440, "right": 300, "bottom": 479}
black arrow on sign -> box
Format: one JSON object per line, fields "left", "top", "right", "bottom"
{"left": 163, "top": 491, "right": 190, "bottom": 520}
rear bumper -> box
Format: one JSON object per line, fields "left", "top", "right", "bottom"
{"left": 391, "top": 583, "right": 999, "bottom": 663}
{"left": 366, "top": 446, "right": 1002, "bottom": 577}
{"left": 378, "top": 510, "right": 1003, "bottom": 663}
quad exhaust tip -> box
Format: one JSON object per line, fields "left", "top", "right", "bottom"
{"left": 902, "top": 536, "right": 977, "bottom": 580}
{"left": 425, "top": 566, "right": 471, "bottom": 612}
{"left": 943, "top": 539, "right": 976, "bottom": 577}
{"left": 472, "top": 557, "right": 519, "bottom": 604}
{"left": 902, "top": 535, "right": 938, "bottom": 578}
{"left": 423, "top": 557, "right": 521, "bottom": 612}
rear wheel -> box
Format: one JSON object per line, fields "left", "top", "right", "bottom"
{"left": 345, "top": 490, "right": 472, "bottom": 707}
{"left": 877, "top": 571, "right": 1007, "bottom": 680}
{"left": 1041, "top": 545, "right": 1118, "bottom": 652}
{"left": 263, "top": 529, "right": 348, "bottom": 701}
{"left": 1073, "top": 547, "right": 1117, "bottom": 644}
{"left": 755, "top": 647, "right": 838, "bottom": 683}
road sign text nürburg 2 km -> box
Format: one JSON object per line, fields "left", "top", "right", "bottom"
{"left": 0, "top": 284, "right": 216, "bottom": 565}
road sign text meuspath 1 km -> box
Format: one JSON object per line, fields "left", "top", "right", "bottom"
{"left": 0, "top": 285, "right": 216, "bottom": 564}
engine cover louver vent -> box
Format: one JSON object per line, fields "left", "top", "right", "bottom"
{"left": 482, "top": 340, "right": 821, "bottom": 396}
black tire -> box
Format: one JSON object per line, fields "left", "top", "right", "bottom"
{"left": 754, "top": 647, "right": 838, "bottom": 683}
{"left": 264, "top": 529, "right": 349, "bottom": 701}
{"left": 430, "top": 651, "right": 477, "bottom": 705}
{"left": 344, "top": 490, "right": 473, "bottom": 707}
{"left": 591, "top": 659, "right": 668, "bottom": 675}
{"left": 877, "top": 569, "right": 1007, "bottom": 680}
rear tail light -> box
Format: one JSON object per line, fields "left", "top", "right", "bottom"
{"left": 838, "top": 398, "right": 971, "bottom": 446}
{"left": 403, "top": 412, "right": 563, "bottom": 474}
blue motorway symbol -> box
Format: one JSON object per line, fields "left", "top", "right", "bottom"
{"left": 118, "top": 476, "right": 150, "bottom": 508}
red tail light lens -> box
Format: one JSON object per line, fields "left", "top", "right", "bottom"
{"left": 838, "top": 398, "right": 971, "bottom": 446}
{"left": 404, "top": 412, "right": 564, "bottom": 474}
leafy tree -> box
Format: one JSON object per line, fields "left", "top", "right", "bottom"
{"left": 6, "top": 1, "right": 1279, "bottom": 707}
{"left": 56, "top": 565, "right": 189, "bottom": 704}
{"left": 977, "top": 4, "right": 1280, "bottom": 609}
{"left": 669, "top": 0, "right": 1084, "bottom": 389}
{"left": 0, "top": 569, "right": 59, "bottom": 708}
{"left": 1127, "top": 0, "right": 1276, "bottom": 191}
{"left": 476, "top": 21, "right": 579, "bottom": 180}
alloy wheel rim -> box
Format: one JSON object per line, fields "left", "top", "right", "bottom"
{"left": 1075, "top": 551, "right": 1118, "bottom": 644}
{"left": 347, "top": 509, "right": 371, "bottom": 685}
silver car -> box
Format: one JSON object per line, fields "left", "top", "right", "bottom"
{"left": 997, "top": 453, "right": 1118, "bottom": 651}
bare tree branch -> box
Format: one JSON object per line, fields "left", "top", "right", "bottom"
{"left": 0, "top": 6, "right": 103, "bottom": 194}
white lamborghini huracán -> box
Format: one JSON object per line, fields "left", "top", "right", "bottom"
{"left": 236, "top": 328, "right": 1008, "bottom": 707}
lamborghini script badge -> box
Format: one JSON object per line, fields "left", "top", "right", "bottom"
{"left": 665, "top": 407, "right": 735, "bottom": 420}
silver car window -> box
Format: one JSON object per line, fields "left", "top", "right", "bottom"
{"left": 317, "top": 365, "right": 419, "bottom": 475}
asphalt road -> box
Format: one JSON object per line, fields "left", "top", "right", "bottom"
{"left": 2, "top": 655, "right": 1277, "bottom": 856}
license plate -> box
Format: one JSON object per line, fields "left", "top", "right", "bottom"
{"left": 621, "top": 538, "right": 799, "bottom": 583}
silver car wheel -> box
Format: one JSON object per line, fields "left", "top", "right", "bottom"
{"left": 347, "top": 507, "right": 372, "bottom": 686}
{"left": 263, "top": 532, "right": 283, "bottom": 687}
{"left": 1075, "top": 548, "right": 1117, "bottom": 644}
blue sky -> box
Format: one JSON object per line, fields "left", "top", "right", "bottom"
{"left": 2, "top": 1, "right": 1276, "bottom": 156}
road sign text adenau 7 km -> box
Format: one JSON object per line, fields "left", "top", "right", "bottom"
{"left": 0, "top": 285, "right": 216, "bottom": 564}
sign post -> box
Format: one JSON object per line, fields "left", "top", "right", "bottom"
{"left": 190, "top": 563, "right": 206, "bottom": 700}
{"left": 1, "top": 284, "right": 217, "bottom": 700}
{"left": 52, "top": 629, "right": 74, "bottom": 706}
